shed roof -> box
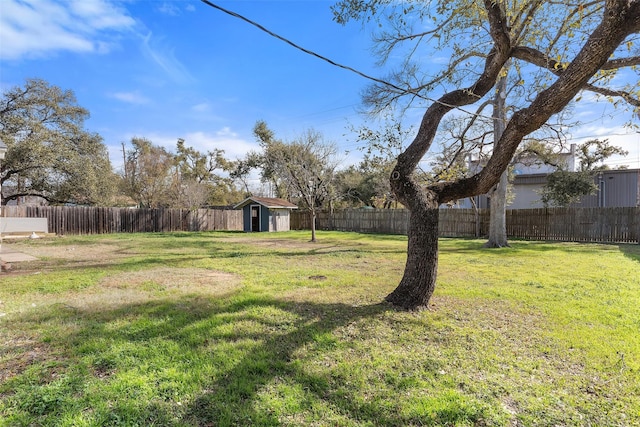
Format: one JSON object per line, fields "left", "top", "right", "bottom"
{"left": 234, "top": 196, "right": 298, "bottom": 210}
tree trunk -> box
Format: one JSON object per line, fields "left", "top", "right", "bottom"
{"left": 469, "top": 196, "right": 481, "bottom": 238}
{"left": 385, "top": 193, "right": 439, "bottom": 310}
{"left": 310, "top": 209, "right": 317, "bottom": 242}
{"left": 485, "top": 170, "right": 510, "bottom": 247}
{"left": 485, "top": 64, "right": 510, "bottom": 248}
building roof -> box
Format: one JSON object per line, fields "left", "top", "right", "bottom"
{"left": 234, "top": 196, "right": 298, "bottom": 210}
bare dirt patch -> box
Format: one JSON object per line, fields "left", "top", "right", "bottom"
{"left": 18, "top": 242, "right": 131, "bottom": 260}
{"left": 3, "top": 240, "right": 140, "bottom": 276}
{"left": 0, "top": 333, "right": 57, "bottom": 383}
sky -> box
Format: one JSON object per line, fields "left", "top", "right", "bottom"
{"left": 1, "top": 0, "right": 639, "bottom": 177}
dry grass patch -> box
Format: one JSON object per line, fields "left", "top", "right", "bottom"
{"left": 17, "top": 243, "right": 127, "bottom": 260}
{"left": 15, "top": 268, "right": 243, "bottom": 313}
{"left": 100, "top": 267, "right": 241, "bottom": 296}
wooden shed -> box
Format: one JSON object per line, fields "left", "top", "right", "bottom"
{"left": 234, "top": 197, "right": 298, "bottom": 232}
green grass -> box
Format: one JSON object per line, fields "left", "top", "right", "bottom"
{"left": 1, "top": 231, "right": 639, "bottom": 426}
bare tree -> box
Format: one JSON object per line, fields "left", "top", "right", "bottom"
{"left": 258, "top": 126, "right": 339, "bottom": 242}
{"left": 121, "top": 138, "right": 176, "bottom": 208}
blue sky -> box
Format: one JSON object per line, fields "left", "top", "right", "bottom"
{"left": 1, "top": 0, "right": 639, "bottom": 174}
{"left": 1, "top": 0, "right": 380, "bottom": 172}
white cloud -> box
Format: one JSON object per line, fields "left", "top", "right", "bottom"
{"left": 157, "top": 2, "right": 180, "bottom": 16}
{"left": 68, "top": 0, "right": 135, "bottom": 30}
{"left": 182, "top": 130, "right": 259, "bottom": 159}
{"left": 110, "top": 91, "right": 150, "bottom": 105}
{"left": 0, "top": 0, "right": 135, "bottom": 60}
{"left": 114, "top": 128, "right": 259, "bottom": 163}
{"left": 191, "top": 103, "right": 211, "bottom": 113}
{"left": 140, "top": 32, "right": 194, "bottom": 84}
{"left": 216, "top": 127, "right": 237, "bottom": 138}
{"left": 156, "top": 1, "right": 196, "bottom": 15}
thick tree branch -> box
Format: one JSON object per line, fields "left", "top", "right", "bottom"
{"left": 434, "top": 0, "right": 640, "bottom": 203}
{"left": 0, "top": 191, "right": 60, "bottom": 205}
{"left": 0, "top": 166, "right": 42, "bottom": 185}
{"left": 390, "top": 0, "right": 512, "bottom": 209}
{"left": 601, "top": 56, "right": 640, "bottom": 69}
{"left": 513, "top": 46, "right": 640, "bottom": 72}
{"left": 584, "top": 83, "right": 640, "bottom": 107}
{"left": 513, "top": 46, "right": 640, "bottom": 106}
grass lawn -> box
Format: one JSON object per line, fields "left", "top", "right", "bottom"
{"left": 1, "top": 231, "right": 638, "bottom": 426}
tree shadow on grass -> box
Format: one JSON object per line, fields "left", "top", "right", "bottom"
{"left": 183, "top": 298, "right": 401, "bottom": 426}
{"left": 7, "top": 293, "right": 449, "bottom": 426}
{"left": 618, "top": 243, "right": 640, "bottom": 264}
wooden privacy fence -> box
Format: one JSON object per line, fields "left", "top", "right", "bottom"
{"left": 291, "top": 209, "right": 486, "bottom": 237}
{"left": 291, "top": 207, "right": 639, "bottom": 244}
{"left": 3, "top": 205, "right": 638, "bottom": 243}
{"left": 2, "top": 206, "right": 243, "bottom": 235}
{"left": 504, "top": 207, "right": 638, "bottom": 243}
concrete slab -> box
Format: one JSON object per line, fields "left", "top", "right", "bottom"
{"left": 0, "top": 245, "right": 38, "bottom": 262}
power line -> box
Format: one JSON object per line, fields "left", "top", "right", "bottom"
{"left": 198, "top": 0, "right": 639, "bottom": 139}
{"left": 198, "top": 0, "right": 440, "bottom": 106}
{"left": 199, "top": 0, "right": 577, "bottom": 126}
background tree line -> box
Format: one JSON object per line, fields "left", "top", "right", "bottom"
{"left": 0, "top": 78, "right": 630, "bottom": 215}
{"left": 119, "top": 136, "right": 245, "bottom": 209}
{"left": 0, "top": 78, "right": 414, "bottom": 212}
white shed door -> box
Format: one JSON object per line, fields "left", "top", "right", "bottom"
{"left": 269, "top": 210, "right": 290, "bottom": 232}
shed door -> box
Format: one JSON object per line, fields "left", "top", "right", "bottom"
{"left": 270, "top": 210, "right": 290, "bottom": 232}
{"left": 251, "top": 205, "right": 260, "bottom": 231}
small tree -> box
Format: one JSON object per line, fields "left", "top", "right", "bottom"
{"left": 257, "top": 126, "right": 339, "bottom": 242}
{"left": 540, "top": 139, "right": 628, "bottom": 207}
{"left": 540, "top": 170, "right": 598, "bottom": 207}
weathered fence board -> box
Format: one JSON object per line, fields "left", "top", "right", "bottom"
{"left": 291, "top": 207, "right": 639, "bottom": 244}
{"left": 1, "top": 206, "right": 243, "bottom": 235}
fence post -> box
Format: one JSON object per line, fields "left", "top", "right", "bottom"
{"left": 636, "top": 206, "right": 640, "bottom": 245}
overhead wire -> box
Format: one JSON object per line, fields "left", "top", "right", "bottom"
{"left": 198, "top": 0, "right": 483, "bottom": 118}
{"left": 199, "top": 0, "right": 639, "bottom": 169}
{"left": 199, "top": 0, "right": 409, "bottom": 94}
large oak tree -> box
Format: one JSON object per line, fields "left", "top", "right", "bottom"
{"left": 334, "top": 0, "right": 640, "bottom": 309}
{"left": 0, "top": 79, "right": 115, "bottom": 206}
